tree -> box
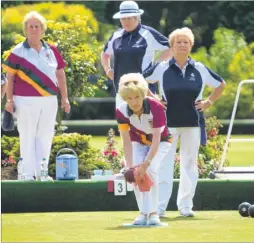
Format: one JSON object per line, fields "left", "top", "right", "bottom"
{"left": 1, "top": 2, "right": 99, "bottom": 55}
{"left": 2, "top": 15, "right": 103, "bottom": 127}
{"left": 206, "top": 82, "right": 254, "bottom": 119}
{"left": 229, "top": 42, "right": 254, "bottom": 82}
{"left": 211, "top": 2, "right": 254, "bottom": 44}
{"left": 208, "top": 28, "right": 246, "bottom": 80}
{"left": 44, "top": 16, "right": 104, "bottom": 126}
{"left": 191, "top": 28, "right": 254, "bottom": 119}
{"left": 191, "top": 28, "right": 246, "bottom": 81}
{"left": 102, "top": 1, "right": 254, "bottom": 50}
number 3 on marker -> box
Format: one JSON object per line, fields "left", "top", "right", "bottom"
{"left": 114, "top": 180, "right": 127, "bottom": 196}
{"left": 118, "top": 183, "right": 123, "bottom": 193}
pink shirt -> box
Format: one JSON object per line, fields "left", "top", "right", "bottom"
{"left": 2, "top": 40, "right": 66, "bottom": 97}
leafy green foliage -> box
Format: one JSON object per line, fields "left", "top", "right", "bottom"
{"left": 103, "top": 1, "right": 254, "bottom": 49}
{"left": 100, "top": 128, "right": 124, "bottom": 174}
{"left": 229, "top": 42, "right": 254, "bottom": 82}
{"left": 1, "top": 136, "right": 20, "bottom": 165}
{"left": 2, "top": 13, "right": 104, "bottom": 125}
{"left": 191, "top": 28, "right": 254, "bottom": 119}
{"left": 0, "top": 133, "right": 110, "bottom": 179}
{"left": 49, "top": 133, "right": 109, "bottom": 178}
{"left": 43, "top": 15, "right": 104, "bottom": 128}
{"left": 207, "top": 82, "right": 254, "bottom": 119}
{"left": 191, "top": 28, "right": 246, "bottom": 81}
{"left": 1, "top": 2, "right": 99, "bottom": 54}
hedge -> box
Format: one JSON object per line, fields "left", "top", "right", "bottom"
{"left": 1, "top": 134, "right": 111, "bottom": 179}
{"left": 2, "top": 179, "right": 254, "bottom": 213}
{"left": 2, "top": 119, "right": 254, "bottom": 137}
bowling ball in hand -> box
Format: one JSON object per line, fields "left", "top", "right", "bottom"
{"left": 124, "top": 168, "right": 135, "bottom": 183}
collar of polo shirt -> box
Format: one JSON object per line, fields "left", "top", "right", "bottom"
{"left": 123, "top": 23, "right": 141, "bottom": 36}
{"left": 169, "top": 57, "right": 195, "bottom": 67}
{"left": 127, "top": 98, "right": 150, "bottom": 116}
{"left": 23, "top": 39, "right": 50, "bottom": 49}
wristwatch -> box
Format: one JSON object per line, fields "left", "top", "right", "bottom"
{"left": 207, "top": 98, "right": 214, "bottom": 105}
{"left": 106, "top": 68, "right": 113, "bottom": 75}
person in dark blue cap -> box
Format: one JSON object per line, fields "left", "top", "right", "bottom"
{"left": 101, "top": 0, "right": 172, "bottom": 108}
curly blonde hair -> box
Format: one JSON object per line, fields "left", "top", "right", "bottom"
{"left": 23, "top": 11, "right": 47, "bottom": 36}
{"left": 119, "top": 73, "right": 148, "bottom": 101}
{"left": 169, "top": 27, "right": 194, "bottom": 47}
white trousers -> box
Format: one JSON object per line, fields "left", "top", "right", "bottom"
{"left": 132, "top": 141, "right": 171, "bottom": 215}
{"left": 115, "top": 93, "right": 125, "bottom": 109}
{"left": 158, "top": 127, "right": 200, "bottom": 212}
{"left": 14, "top": 96, "right": 58, "bottom": 177}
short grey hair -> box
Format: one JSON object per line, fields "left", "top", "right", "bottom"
{"left": 22, "top": 11, "right": 47, "bottom": 36}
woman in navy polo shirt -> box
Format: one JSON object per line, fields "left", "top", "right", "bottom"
{"left": 144, "top": 27, "right": 226, "bottom": 217}
{"left": 101, "top": 1, "right": 172, "bottom": 108}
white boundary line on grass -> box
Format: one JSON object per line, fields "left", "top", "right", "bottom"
{"left": 229, "top": 138, "right": 254, "bottom": 143}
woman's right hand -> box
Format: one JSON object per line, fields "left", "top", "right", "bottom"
{"left": 5, "top": 101, "right": 14, "bottom": 113}
{"left": 107, "top": 69, "right": 114, "bottom": 80}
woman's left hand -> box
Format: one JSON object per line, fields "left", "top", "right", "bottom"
{"left": 195, "top": 100, "right": 211, "bottom": 112}
{"left": 61, "top": 98, "right": 71, "bottom": 113}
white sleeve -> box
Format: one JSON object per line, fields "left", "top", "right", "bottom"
{"left": 103, "top": 34, "right": 114, "bottom": 56}
{"left": 143, "top": 62, "right": 165, "bottom": 84}
{"left": 198, "top": 63, "right": 224, "bottom": 88}
{"left": 103, "top": 29, "right": 124, "bottom": 56}
{"left": 145, "top": 26, "right": 169, "bottom": 51}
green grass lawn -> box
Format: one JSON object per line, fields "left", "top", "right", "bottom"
{"left": 227, "top": 141, "right": 254, "bottom": 166}
{"left": 2, "top": 211, "right": 254, "bottom": 242}
{"left": 90, "top": 136, "right": 122, "bottom": 150}
{"left": 90, "top": 135, "right": 254, "bottom": 167}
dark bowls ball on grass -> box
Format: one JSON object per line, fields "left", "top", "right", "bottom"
{"left": 238, "top": 202, "right": 251, "bottom": 217}
{"left": 248, "top": 205, "right": 254, "bottom": 218}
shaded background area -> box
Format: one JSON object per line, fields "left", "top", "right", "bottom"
{"left": 2, "top": 1, "right": 254, "bottom": 51}
{"left": 1, "top": 1, "right": 254, "bottom": 121}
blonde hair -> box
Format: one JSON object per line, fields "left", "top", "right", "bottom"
{"left": 119, "top": 73, "right": 148, "bottom": 101}
{"left": 23, "top": 11, "right": 47, "bottom": 36}
{"left": 169, "top": 27, "right": 194, "bottom": 47}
